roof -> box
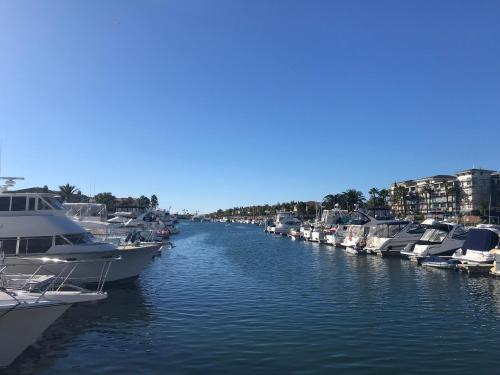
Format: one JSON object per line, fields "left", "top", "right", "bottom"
{"left": 415, "top": 175, "right": 456, "bottom": 182}
{"left": 10, "top": 186, "right": 59, "bottom": 194}
{"left": 455, "top": 168, "right": 496, "bottom": 175}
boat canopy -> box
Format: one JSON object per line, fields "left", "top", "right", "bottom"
{"left": 369, "top": 221, "right": 410, "bottom": 238}
{"left": 426, "top": 223, "right": 454, "bottom": 232}
{"left": 462, "top": 228, "right": 499, "bottom": 253}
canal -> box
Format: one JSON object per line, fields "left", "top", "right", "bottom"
{"left": 7, "top": 221, "right": 500, "bottom": 374}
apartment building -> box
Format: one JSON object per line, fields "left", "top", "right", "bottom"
{"left": 390, "top": 169, "right": 500, "bottom": 217}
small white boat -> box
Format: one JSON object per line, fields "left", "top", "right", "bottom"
{"left": 401, "top": 222, "right": 468, "bottom": 260}
{"left": 421, "top": 256, "right": 460, "bottom": 269}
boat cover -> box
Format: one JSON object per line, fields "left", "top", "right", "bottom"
{"left": 462, "top": 229, "right": 499, "bottom": 254}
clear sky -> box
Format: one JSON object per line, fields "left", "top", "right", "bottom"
{"left": 1, "top": 0, "right": 499, "bottom": 213}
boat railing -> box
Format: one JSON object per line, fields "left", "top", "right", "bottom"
{"left": 0, "top": 255, "right": 121, "bottom": 295}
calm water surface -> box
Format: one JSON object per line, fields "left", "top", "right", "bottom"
{"left": 5, "top": 221, "right": 500, "bottom": 374}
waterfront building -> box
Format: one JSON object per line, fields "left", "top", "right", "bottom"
{"left": 390, "top": 169, "right": 500, "bottom": 219}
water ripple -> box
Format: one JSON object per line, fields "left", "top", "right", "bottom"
{"left": 4, "top": 221, "right": 500, "bottom": 374}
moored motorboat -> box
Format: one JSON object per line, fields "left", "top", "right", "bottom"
{"left": 452, "top": 227, "right": 500, "bottom": 264}
{"left": 421, "top": 256, "right": 460, "bottom": 269}
{"left": 0, "top": 186, "right": 158, "bottom": 284}
{"left": 273, "top": 211, "right": 301, "bottom": 236}
{"left": 401, "top": 222, "right": 468, "bottom": 260}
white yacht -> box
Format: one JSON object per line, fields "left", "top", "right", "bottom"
{"left": 0, "top": 182, "right": 158, "bottom": 284}
{"left": 65, "top": 203, "right": 172, "bottom": 247}
{"left": 272, "top": 211, "right": 301, "bottom": 236}
{"left": 401, "top": 222, "right": 468, "bottom": 259}
{"left": 452, "top": 227, "right": 500, "bottom": 264}
{"left": 325, "top": 224, "right": 350, "bottom": 246}
{"left": 310, "top": 208, "right": 349, "bottom": 243}
{"left": 0, "top": 257, "right": 109, "bottom": 368}
{"left": 106, "top": 210, "right": 171, "bottom": 233}
{"left": 0, "top": 290, "right": 70, "bottom": 368}
{"left": 363, "top": 220, "right": 427, "bottom": 255}
{"left": 340, "top": 208, "right": 395, "bottom": 249}
{"left": 302, "top": 225, "right": 314, "bottom": 241}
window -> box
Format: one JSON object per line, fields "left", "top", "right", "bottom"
{"left": 37, "top": 197, "right": 51, "bottom": 210}
{"left": 28, "top": 197, "right": 36, "bottom": 210}
{"left": 64, "top": 233, "right": 93, "bottom": 245}
{"left": 0, "top": 197, "right": 10, "bottom": 211}
{"left": 407, "top": 223, "right": 427, "bottom": 235}
{"left": 18, "top": 236, "right": 53, "bottom": 254}
{"left": 55, "top": 235, "right": 70, "bottom": 245}
{"left": 452, "top": 226, "right": 468, "bottom": 240}
{"left": 45, "top": 197, "right": 64, "bottom": 210}
{"left": 421, "top": 229, "right": 448, "bottom": 243}
{"left": 0, "top": 238, "right": 17, "bottom": 254}
{"left": 11, "top": 196, "right": 26, "bottom": 211}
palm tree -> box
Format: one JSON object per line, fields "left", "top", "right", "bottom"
{"left": 421, "top": 183, "right": 434, "bottom": 214}
{"left": 368, "top": 187, "right": 380, "bottom": 208}
{"left": 94, "top": 192, "right": 117, "bottom": 212}
{"left": 59, "top": 183, "right": 77, "bottom": 202}
{"left": 451, "top": 184, "right": 463, "bottom": 215}
{"left": 443, "top": 181, "right": 455, "bottom": 215}
{"left": 368, "top": 188, "right": 379, "bottom": 200}
{"left": 391, "top": 184, "right": 407, "bottom": 217}
{"left": 138, "top": 195, "right": 151, "bottom": 209}
{"left": 343, "top": 189, "right": 365, "bottom": 211}
{"left": 379, "top": 189, "right": 390, "bottom": 207}
{"left": 151, "top": 194, "right": 158, "bottom": 209}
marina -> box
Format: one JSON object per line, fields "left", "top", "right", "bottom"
{"left": 4, "top": 221, "right": 500, "bottom": 374}
{"left": 2, "top": 1, "right": 500, "bottom": 373}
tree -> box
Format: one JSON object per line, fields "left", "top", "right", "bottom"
{"left": 479, "top": 201, "right": 489, "bottom": 217}
{"left": 379, "top": 189, "right": 390, "bottom": 207}
{"left": 392, "top": 184, "right": 408, "bottom": 217}
{"left": 94, "top": 192, "right": 117, "bottom": 212}
{"left": 343, "top": 189, "right": 365, "bottom": 211}
{"left": 59, "top": 183, "right": 78, "bottom": 202}
{"left": 322, "top": 194, "right": 335, "bottom": 209}
{"left": 368, "top": 188, "right": 379, "bottom": 200}
{"left": 151, "top": 194, "right": 158, "bottom": 209}
{"left": 367, "top": 187, "right": 382, "bottom": 208}
{"left": 421, "top": 183, "right": 434, "bottom": 214}
{"left": 444, "top": 181, "right": 455, "bottom": 215}
{"left": 452, "top": 184, "right": 463, "bottom": 214}
{"left": 138, "top": 195, "right": 151, "bottom": 209}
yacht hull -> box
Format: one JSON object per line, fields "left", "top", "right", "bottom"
{"left": 0, "top": 302, "right": 70, "bottom": 368}
{"left": 4, "top": 245, "right": 159, "bottom": 284}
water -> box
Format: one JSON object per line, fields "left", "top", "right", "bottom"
{"left": 5, "top": 221, "right": 500, "bottom": 374}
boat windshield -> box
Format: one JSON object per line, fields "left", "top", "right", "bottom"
{"left": 350, "top": 212, "right": 370, "bottom": 225}
{"left": 63, "top": 232, "right": 95, "bottom": 245}
{"left": 420, "top": 229, "right": 448, "bottom": 243}
{"left": 44, "top": 197, "right": 65, "bottom": 210}
{"left": 369, "top": 224, "right": 404, "bottom": 238}
{"left": 348, "top": 225, "right": 366, "bottom": 237}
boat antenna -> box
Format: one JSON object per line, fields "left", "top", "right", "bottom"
{"left": 0, "top": 177, "right": 25, "bottom": 192}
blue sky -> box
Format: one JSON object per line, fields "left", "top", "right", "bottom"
{"left": 1, "top": 0, "right": 499, "bottom": 213}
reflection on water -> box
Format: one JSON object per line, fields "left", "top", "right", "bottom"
{"left": 5, "top": 281, "right": 154, "bottom": 375}
{"left": 4, "top": 221, "right": 500, "bottom": 374}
